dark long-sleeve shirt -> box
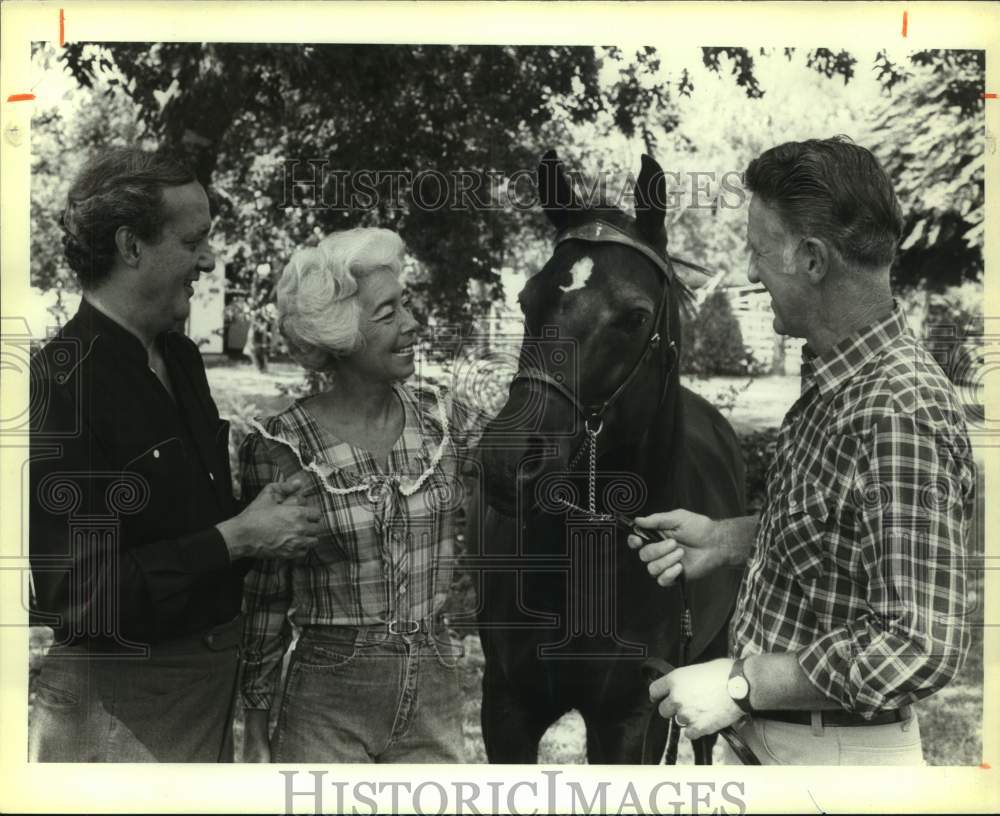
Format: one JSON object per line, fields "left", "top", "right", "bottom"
{"left": 30, "top": 298, "right": 247, "bottom": 649}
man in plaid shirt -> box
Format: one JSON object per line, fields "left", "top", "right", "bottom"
{"left": 630, "top": 137, "right": 975, "bottom": 764}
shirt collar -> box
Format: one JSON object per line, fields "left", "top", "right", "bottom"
{"left": 75, "top": 296, "right": 152, "bottom": 364}
{"left": 800, "top": 302, "right": 910, "bottom": 402}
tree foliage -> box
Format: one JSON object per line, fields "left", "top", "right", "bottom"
{"left": 868, "top": 50, "right": 985, "bottom": 291}
{"left": 36, "top": 42, "right": 985, "bottom": 331}
{"left": 58, "top": 43, "right": 619, "bottom": 325}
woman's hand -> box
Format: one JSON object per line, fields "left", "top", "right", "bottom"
{"left": 243, "top": 709, "right": 272, "bottom": 763}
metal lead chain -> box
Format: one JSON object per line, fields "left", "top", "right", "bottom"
{"left": 587, "top": 427, "right": 599, "bottom": 514}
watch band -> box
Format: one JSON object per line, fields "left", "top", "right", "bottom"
{"left": 728, "top": 658, "right": 753, "bottom": 714}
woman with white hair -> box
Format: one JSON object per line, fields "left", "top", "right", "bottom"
{"left": 238, "top": 227, "right": 484, "bottom": 763}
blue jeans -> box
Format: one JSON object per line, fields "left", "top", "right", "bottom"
{"left": 272, "top": 624, "right": 465, "bottom": 763}
{"left": 30, "top": 615, "right": 241, "bottom": 762}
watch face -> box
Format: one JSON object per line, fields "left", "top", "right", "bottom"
{"left": 728, "top": 675, "right": 750, "bottom": 700}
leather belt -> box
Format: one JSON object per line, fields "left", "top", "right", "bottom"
{"left": 307, "top": 620, "right": 442, "bottom": 642}
{"left": 754, "top": 705, "right": 912, "bottom": 728}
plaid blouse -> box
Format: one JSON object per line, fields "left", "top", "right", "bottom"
{"left": 239, "top": 383, "right": 486, "bottom": 710}
{"left": 730, "top": 305, "right": 976, "bottom": 718}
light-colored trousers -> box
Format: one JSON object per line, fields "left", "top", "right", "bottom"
{"left": 721, "top": 713, "right": 924, "bottom": 765}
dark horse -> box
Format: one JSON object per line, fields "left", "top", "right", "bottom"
{"left": 473, "top": 151, "right": 746, "bottom": 764}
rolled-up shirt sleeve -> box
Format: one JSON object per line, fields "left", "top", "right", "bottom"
{"left": 798, "top": 413, "right": 975, "bottom": 717}
{"left": 238, "top": 425, "right": 294, "bottom": 711}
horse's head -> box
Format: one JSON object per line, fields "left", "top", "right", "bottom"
{"left": 481, "top": 150, "right": 687, "bottom": 516}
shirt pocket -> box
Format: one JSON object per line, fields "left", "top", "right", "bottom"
{"left": 121, "top": 437, "right": 188, "bottom": 525}
{"left": 772, "top": 481, "right": 833, "bottom": 583}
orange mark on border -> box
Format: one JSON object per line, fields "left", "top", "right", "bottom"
{"left": 7, "top": 93, "right": 36, "bottom": 102}
{"left": 902, "top": 10, "right": 908, "bottom": 37}
{"left": 984, "top": 93, "right": 998, "bottom": 100}
{"left": 981, "top": 762, "right": 992, "bottom": 770}
{"left": 59, "top": 8, "right": 65, "bottom": 47}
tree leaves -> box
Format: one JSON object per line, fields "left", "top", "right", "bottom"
{"left": 701, "top": 47, "right": 764, "bottom": 99}
{"left": 868, "top": 49, "right": 984, "bottom": 290}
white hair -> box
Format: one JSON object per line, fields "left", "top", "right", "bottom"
{"left": 276, "top": 227, "right": 405, "bottom": 370}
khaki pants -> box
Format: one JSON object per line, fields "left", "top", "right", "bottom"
{"left": 721, "top": 713, "right": 924, "bottom": 765}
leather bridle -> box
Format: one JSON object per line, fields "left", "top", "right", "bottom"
{"left": 510, "top": 219, "right": 679, "bottom": 460}
{"left": 510, "top": 218, "right": 762, "bottom": 766}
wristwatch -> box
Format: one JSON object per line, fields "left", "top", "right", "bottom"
{"left": 727, "top": 658, "right": 753, "bottom": 714}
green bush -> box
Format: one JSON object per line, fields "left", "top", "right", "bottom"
{"left": 681, "top": 290, "right": 761, "bottom": 376}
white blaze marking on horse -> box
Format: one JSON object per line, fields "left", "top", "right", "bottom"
{"left": 559, "top": 256, "right": 594, "bottom": 293}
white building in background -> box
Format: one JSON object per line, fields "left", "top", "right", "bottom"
{"left": 724, "top": 284, "right": 804, "bottom": 375}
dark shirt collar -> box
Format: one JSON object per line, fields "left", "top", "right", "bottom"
{"left": 75, "top": 296, "right": 156, "bottom": 364}
{"left": 799, "top": 301, "right": 910, "bottom": 402}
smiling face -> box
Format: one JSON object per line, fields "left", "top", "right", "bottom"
{"left": 337, "top": 266, "right": 420, "bottom": 384}
{"left": 133, "top": 182, "right": 215, "bottom": 333}
{"left": 746, "top": 195, "right": 813, "bottom": 338}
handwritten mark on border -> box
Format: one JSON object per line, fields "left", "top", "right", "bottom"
{"left": 902, "top": 10, "right": 908, "bottom": 37}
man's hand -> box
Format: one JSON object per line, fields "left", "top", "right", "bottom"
{"left": 649, "top": 658, "right": 744, "bottom": 740}
{"left": 627, "top": 509, "right": 725, "bottom": 586}
{"left": 216, "top": 480, "right": 324, "bottom": 561}
{"left": 243, "top": 709, "right": 271, "bottom": 763}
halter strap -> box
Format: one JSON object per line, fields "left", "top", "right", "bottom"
{"left": 511, "top": 279, "right": 672, "bottom": 425}
{"left": 556, "top": 220, "right": 712, "bottom": 279}
{"left": 512, "top": 217, "right": 681, "bottom": 454}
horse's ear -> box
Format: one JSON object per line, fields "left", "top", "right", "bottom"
{"left": 634, "top": 154, "right": 668, "bottom": 246}
{"left": 538, "top": 149, "right": 579, "bottom": 232}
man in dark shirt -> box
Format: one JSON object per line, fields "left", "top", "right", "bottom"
{"left": 29, "top": 147, "right": 324, "bottom": 762}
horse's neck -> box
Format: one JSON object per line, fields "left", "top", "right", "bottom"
{"left": 634, "top": 384, "right": 685, "bottom": 505}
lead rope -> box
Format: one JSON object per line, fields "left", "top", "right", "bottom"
{"left": 561, "top": 424, "right": 696, "bottom": 764}
{"left": 642, "top": 655, "right": 762, "bottom": 766}
{"left": 661, "top": 575, "right": 693, "bottom": 764}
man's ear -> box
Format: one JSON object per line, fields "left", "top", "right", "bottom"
{"left": 798, "top": 237, "right": 830, "bottom": 284}
{"left": 114, "top": 226, "right": 142, "bottom": 268}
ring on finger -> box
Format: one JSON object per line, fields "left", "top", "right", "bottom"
{"left": 673, "top": 714, "right": 689, "bottom": 727}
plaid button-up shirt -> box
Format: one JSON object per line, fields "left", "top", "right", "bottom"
{"left": 730, "top": 304, "right": 975, "bottom": 718}
{"left": 239, "top": 383, "right": 486, "bottom": 710}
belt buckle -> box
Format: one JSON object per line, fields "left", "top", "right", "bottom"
{"left": 388, "top": 619, "right": 421, "bottom": 636}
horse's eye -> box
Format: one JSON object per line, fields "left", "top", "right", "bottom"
{"left": 616, "top": 310, "right": 650, "bottom": 332}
